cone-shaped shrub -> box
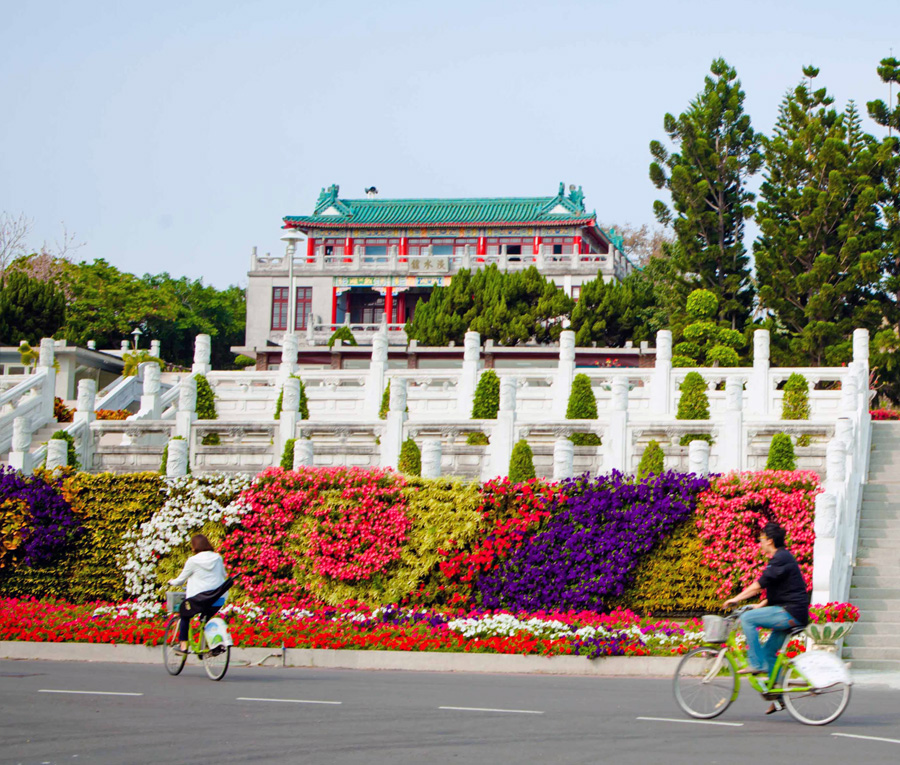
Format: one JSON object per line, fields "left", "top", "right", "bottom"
{"left": 466, "top": 432, "right": 489, "bottom": 445}
{"left": 566, "top": 373, "right": 602, "bottom": 446}
{"left": 280, "top": 438, "right": 296, "bottom": 469}
{"left": 508, "top": 440, "right": 536, "bottom": 483}
{"left": 471, "top": 370, "right": 500, "bottom": 419}
{"left": 677, "top": 371, "right": 712, "bottom": 446}
{"left": 195, "top": 374, "right": 220, "bottom": 445}
{"left": 637, "top": 440, "right": 664, "bottom": 478}
{"left": 398, "top": 438, "right": 421, "bottom": 476}
{"left": 782, "top": 373, "right": 810, "bottom": 420}
{"left": 766, "top": 433, "right": 796, "bottom": 470}
{"left": 327, "top": 326, "right": 357, "bottom": 347}
{"left": 379, "top": 381, "right": 390, "bottom": 419}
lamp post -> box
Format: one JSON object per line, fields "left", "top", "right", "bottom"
{"left": 131, "top": 327, "right": 143, "bottom": 350}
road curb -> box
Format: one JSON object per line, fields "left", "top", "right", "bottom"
{"left": 0, "top": 641, "right": 680, "bottom": 676}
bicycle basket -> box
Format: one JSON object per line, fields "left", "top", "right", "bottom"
{"left": 702, "top": 615, "right": 730, "bottom": 643}
{"left": 166, "top": 591, "right": 186, "bottom": 615}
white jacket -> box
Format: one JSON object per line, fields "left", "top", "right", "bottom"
{"left": 169, "top": 551, "right": 227, "bottom": 599}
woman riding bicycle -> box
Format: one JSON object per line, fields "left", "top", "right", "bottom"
{"left": 168, "top": 534, "right": 230, "bottom": 654}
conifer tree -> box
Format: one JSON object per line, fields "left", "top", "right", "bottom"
{"left": 0, "top": 269, "right": 66, "bottom": 344}
{"left": 650, "top": 58, "right": 762, "bottom": 331}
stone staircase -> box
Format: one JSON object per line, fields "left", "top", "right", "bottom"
{"left": 843, "top": 421, "right": 900, "bottom": 671}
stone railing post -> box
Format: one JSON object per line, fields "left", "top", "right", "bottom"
{"left": 380, "top": 378, "right": 408, "bottom": 469}
{"left": 165, "top": 437, "right": 189, "bottom": 478}
{"left": 605, "top": 377, "right": 628, "bottom": 472}
{"left": 421, "top": 439, "right": 442, "bottom": 478}
{"left": 747, "top": 329, "right": 770, "bottom": 417}
{"left": 293, "top": 438, "right": 314, "bottom": 469}
{"left": 720, "top": 376, "right": 744, "bottom": 472}
{"left": 457, "top": 331, "right": 481, "bottom": 416}
{"left": 306, "top": 320, "right": 315, "bottom": 346}
{"left": 121, "top": 340, "right": 130, "bottom": 352}
{"left": 8, "top": 417, "right": 33, "bottom": 474}
{"left": 176, "top": 375, "right": 197, "bottom": 440}
{"left": 139, "top": 362, "right": 162, "bottom": 419}
{"left": 688, "top": 439, "right": 710, "bottom": 476}
{"left": 365, "top": 330, "right": 388, "bottom": 415}
{"left": 553, "top": 437, "right": 574, "bottom": 481}
{"left": 192, "top": 334, "right": 211, "bottom": 375}
{"left": 552, "top": 330, "right": 576, "bottom": 418}
{"left": 487, "top": 377, "right": 517, "bottom": 479}
{"left": 74, "top": 378, "right": 96, "bottom": 469}
{"left": 46, "top": 438, "right": 69, "bottom": 470}
{"left": 649, "top": 330, "right": 672, "bottom": 415}
{"left": 279, "top": 333, "right": 298, "bottom": 380}
{"left": 279, "top": 377, "right": 300, "bottom": 453}
{"left": 38, "top": 338, "right": 56, "bottom": 422}
{"left": 150, "top": 339, "right": 161, "bottom": 358}
{"left": 812, "top": 492, "right": 838, "bottom": 603}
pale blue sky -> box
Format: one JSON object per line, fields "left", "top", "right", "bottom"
{"left": 1, "top": 0, "right": 896, "bottom": 287}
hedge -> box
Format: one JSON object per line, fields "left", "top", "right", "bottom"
{"left": 508, "top": 440, "right": 536, "bottom": 483}
{"left": 280, "top": 438, "right": 296, "bottom": 469}
{"left": 566, "top": 374, "right": 602, "bottom": 446}
{"left": 637, "top": 440, "right": 664, "bottom": 479}
{"left": 471, "top": 370, "right": 500, "bottom": 419}
{"left": 766, "top": 433, "right": 797, "bottom": 471}
{"left": 398, "top": 438, "right": 421, "bottom": 476}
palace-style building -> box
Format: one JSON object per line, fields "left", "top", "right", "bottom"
{"left": 237, "top": 183, "right": 635, "bottom": 367}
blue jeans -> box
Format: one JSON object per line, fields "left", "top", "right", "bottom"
{"left": 739, "top": 606, "right": 797, "bottom": 675}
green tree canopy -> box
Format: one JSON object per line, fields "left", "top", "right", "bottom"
{"left": 569, "top": 271, "right": 664, "bottom": 347}
{"left": 0, "top": 267, "right": 66, "bottom": 344}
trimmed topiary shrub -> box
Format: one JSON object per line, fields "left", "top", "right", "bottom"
{"left": 766, "top": 433, "right": 796, "bottom": 470}
{"left": 280, "top": 438, "right": 296, "bottom": 469}
{"left": 49, "top": 431, "right": 79, "bottom": 470}
{"left": 379, "top": 381, "right": 390, "bottom": 419}
{"left": 327, "top": 326, "right": 357, "bottom": 348}
{"left": 677, "top": 371, "right": 712, "bottom": 445}
{"left": 195, "top": 374, "right": 220, "bottom": 445}
{"left": 508, "top": 440, "right": 536, "bottom": 483}
{"left": 782, "top": 373, "right": 810, "bottom": 420}
{"left": 274, "top": 376, "right": 310, "bottom": 420}
{"left": 234, "top": 354, "right": 256, "bottom": 369}
{"left": 466, "top": 432, "right": 490, "bottom": 445}
{"left": 637, "top": 440, "right": 664, "bottom": 479}
{"left": 398, "top": 438, "right": 421, "bottom": 476}
{"left": 471, "top": 370, "right": 500, "bottom": 419}
{"left": 566, "top": 373, "right": 602, "bottom": 446}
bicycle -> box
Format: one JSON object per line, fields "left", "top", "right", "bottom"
{"left": 673, "top": 606, "right": 852, "bottom": 725}
{"left": 162, "top": 591, "right": 231, "bottom": 681}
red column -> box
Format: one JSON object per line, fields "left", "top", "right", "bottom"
{"left": 399, "top": 236, "right": 408, "bottom": 263}
{"left": 344, "top": 236, "right": 354, "bottom": 263}
{"left": 306, "top": 237, "right": 316, "bottom": 264}
{"left": 477, "top": 236, "right": 486, "bottom": 263}
{"left": 398, "top": 292, "right": 406, "bottom": 323}
{"left": 331, "top": 287, "right": 338, "bottom": 326}
{"left": 573, "top": 235, "right": 582, "bottom": 257}
{"left": 385, "top": 287, "right": 393, "bottom": 327}
{"left": 533, "top": 235, "right": 542, "bottom": 256}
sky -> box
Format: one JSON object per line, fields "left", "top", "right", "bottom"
{"left": 1, "top": 0, "right": 897, "bottom": 289}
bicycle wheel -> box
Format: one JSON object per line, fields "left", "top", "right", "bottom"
{"left": 781, "top": 664, "right": 851, "bottom": 725}
{"left": 162, "top": 615, "right": 186, "bottom": 676}
{"left": 202, "top": 631, "right": 230, "bottom": 681}
{"left": 673, "top": 646, "right": 737, "bottom": 719}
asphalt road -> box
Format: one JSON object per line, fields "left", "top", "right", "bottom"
{"left": 1, "top": 658, "right": 899, "bottom": 765}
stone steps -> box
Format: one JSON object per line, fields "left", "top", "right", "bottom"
{"left": 842, "top": 646, "right": 900, "bottom": 661}
{"left": 845, "top": 658, "right": 900, "bottom": 671}
{"left": 845, "top": 622, "right": 900, "bottom": 636}
{"left": 851, "top": 574, "right": 900, "bottom": 588}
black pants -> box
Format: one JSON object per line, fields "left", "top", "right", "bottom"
{"left": 177, "top": 596, "right": 222, "bottom": 641}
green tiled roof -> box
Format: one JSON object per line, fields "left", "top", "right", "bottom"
{"left": 284, "top": 183, "right": 597, "bottom": 230}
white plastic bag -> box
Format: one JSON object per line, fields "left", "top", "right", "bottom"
{"left": 791, "top": 649, "right": 853, "bottom": 689}
{"left": 204, "top": 617, "right": 233, "bottom": 648}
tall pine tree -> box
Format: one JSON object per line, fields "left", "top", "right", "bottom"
{"left": 649, "top": 58, "right": 761, "bottom": 330}
{"left": 754, "top": 67, "right": 886, "bottom": 366}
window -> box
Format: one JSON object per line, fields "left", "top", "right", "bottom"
{"left": 507, "top": 244, "right": 522, "bottom": 256}
{"left": 432, "top": 245, "right": 453, "bottom": 256}
{"left": 295, "top": 287, "right": 312, "bottom": 330}
{"left": 553, "top": 244, "right": 563, "bottom": 255}
{"left": 271, "top": 287, "right": 288, "bottom": 331}
{"left": 572, "top": 285, "right": 582, "bottom": 301}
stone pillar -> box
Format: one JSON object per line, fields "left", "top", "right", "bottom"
{"left": 8, "top": 417, "right": 33, "bottom": 474}
{"left": 649, "top": 330, "right": 672, "bottom": 415}
{"left": 840, "top": 368, "right": 859, "bottom": 414}
{"left": 279, "top": 377, "right": 300, "bottom": 453}
{"left": 74, "top": 378, "right": 96, "bottom": 469}
{"left": 853, "top": 328, "right": 869, "bottom": 367}
{"left": 812, "top": 492, "right": 838, "bottom": 603}
{"left": 421, "top": 438, "right": 442, "bottom": 478}
{"left": 457, "top": 331, "right": 481, "bottom": 416}
{"left": 487, "top": 378, "right": 517, "bottom": 479}
{"left": 380, "top": 378, "right": 408, "bottom": 469}
{"left": 279, "top": 333, "right": 298, "bottom": 380}
{"left": 121, "top": 340, "right": 130, "bottom": 352}
{"left": 826, "top": 437, "right": 847, "bottom": 487}
{"left": 293, "top": 438, "right": 314, "bottom": 469}
{"left": 553, "top": 436, "right": 574, "bottom": 481}
{"left": 38, "top": 338, "right": 57, "bottom": 422}
{"left": 165, "top": 437, "right": 189, "bottom": 478}
{"left": 176, "top": 375, "right": 197, "bottom": 439}
{"left": 192, "top": 334, "right": 212, "bottom": 375}
{"left": 150, "top": 339, "right": 161, "bottom": 358}
{"left": 306, "top": 320, "right": 315, "bottom": 346}
{"left": 552, "top": 330, "right": 576, "bottom": 418}
{"left": 139, "top": 362, "right": 162, "bottom": 419}
{"left": 747, "top": 329, "right": 770, "bottom": 417}
{"left": 46, "top": 438, "right": 69, "bottom": 470}
{"left": 719, "top": 376, "right": 744, "bottom": 472}
{"left": 365, "top": 330, "right": 389, "bottom": 415}
{"left": 688, "top": 440, "right": 710, "bottom": 476}
{"left": 606, "top": 377, "right": 628, "bottom": 472}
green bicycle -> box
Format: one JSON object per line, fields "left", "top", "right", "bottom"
{"left": 162, "top": 591, "right": 231, "bottom": 681}
{"left": 673, "top": 606, "right": 852, "bottom": 725}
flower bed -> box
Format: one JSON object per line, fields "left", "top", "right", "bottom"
{"left": 870, "top": 409, "right": 900, "bottom": 420}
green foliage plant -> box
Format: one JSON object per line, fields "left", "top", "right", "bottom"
{"left": 672, "top": 289, "right": 745, "bottom": 367}
{"left": 398, "top": 438, "right": 421, "bottom": 476}
{"left": 234, "top": 354, "right": 256, "bottom": 369}
{"left": 49, "top": 431, "right": 80, "bottom": 470}
{"left": 18, "top": 341, "right": 38, "bottom": 369}
{"left": 159, "top": 436, "right": 190, "bottom": 475}
{"left": 677, "top": 371, "right": 712, "bottom": 445}
{"left": 280, "top": 438, "right": 296, "bottom": 470}
{"left": 379, "top": 381, "right": 390, "bottom": 419}
{"left": 274, "top": 376, "right": 310, "bottom": 420}
{"left": 466, "top": 432, "right": 490, "bottom": 445}
{"left": 327, "top": 325, "right": 357, "bottom": 348}
{"left": 566, "top": 373, "right": 602, "bottom": 446}
{"left": 637, "top": 440, "right": 665, "bottom": 479}
{"left": 471, "top": 370, "right": 500, "bottom": 419}
{"left": 570, "top": 271, "right": 663, "bottom": 347}
{"left": 766, "top": 433, "right": 797, "bottom": 470}
{"left": 0, "top": 269, "right": 66, "bottom": 345}
{"left": 122, "top": 350, "right": 165, "bottom": 378}
{"left": 782, "top": 373, "right": 810, "bottom": 420}
{"left": 194, "top": 374, "right": 220, "bottom": 445}
{"left": 508, "top": 440, "right": 536, "bottom": 483}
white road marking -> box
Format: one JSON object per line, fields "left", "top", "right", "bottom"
{"left": 38, "top": 689, "right": 143, "bottom": 697}
{"left": 236, "top": 697, "right": 342, "bottom": 705}
{"left": 833, "top": 733, "right": 900, "bottom": 745}
{"left": 637, "top": 716, "right": 744, "bottom": 727}
{"left": 440, "top": 706, "right": 544, "bottom": 715}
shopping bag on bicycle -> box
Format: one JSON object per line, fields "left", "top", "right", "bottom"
{"left": 791, "top": 650, "right": 853, "bottom": 689}
{"left": 204, "top": 617, "right": 233, "bottom": 648}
